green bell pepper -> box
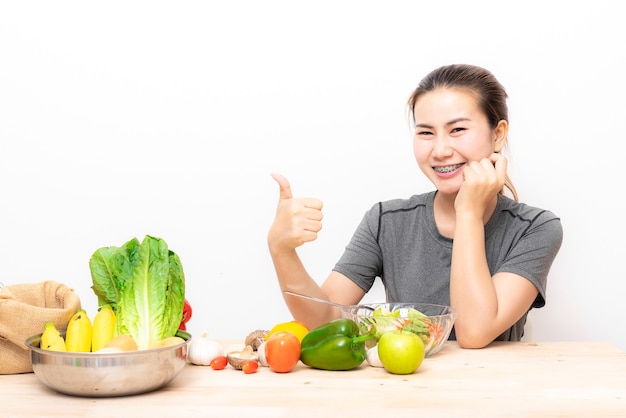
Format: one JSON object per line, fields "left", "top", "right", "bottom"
{"left": 299, "top": 318, "right": 371, "bottom": 371}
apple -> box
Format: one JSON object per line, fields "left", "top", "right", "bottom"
{"left": 377, "top": 330, "right": 425, "bottom": 375}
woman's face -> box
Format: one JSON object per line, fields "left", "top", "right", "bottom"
{"left": 412, "top": 88, "right": 504, "bottom": 195}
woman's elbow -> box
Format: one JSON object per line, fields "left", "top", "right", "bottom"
{"left": 455, "top": 329, "right": 494, "bottom": 349}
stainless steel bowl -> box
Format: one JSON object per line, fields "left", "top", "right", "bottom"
{"left": 25, "top": 331, "right": 190, "bottom": 397}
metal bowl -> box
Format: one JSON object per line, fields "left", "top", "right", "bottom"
{"left": 25, "top": 331, "right": 190, "bottom": 397}
{"left": 341, "top": 302, "right": 456, "bottom": 356}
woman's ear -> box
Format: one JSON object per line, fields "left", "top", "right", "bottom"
{"left": 493, "top": 119, "right": 508, "bottom": 152}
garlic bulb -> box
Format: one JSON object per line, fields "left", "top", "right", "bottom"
{"left": 187, "top": 333, "right": 224, "bottom": 366}
{"left": 257, "top": 341, "right": 269, "bottom": 367}
{"left": 366, "top": 345, "right": 384, "bottom": 368}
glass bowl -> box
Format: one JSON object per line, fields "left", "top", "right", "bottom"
{"left": 341, "top": 302, "right": 456, "bottom": 356}
{"left": 24, "top": 330, "right": 190, "bottom": 397}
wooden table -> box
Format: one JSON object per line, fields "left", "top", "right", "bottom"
{"left": 2, "top": 341, "right": 625, "bottom": 417}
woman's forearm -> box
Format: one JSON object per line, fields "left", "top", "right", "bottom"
{"left": 450, "top": 214, "right": 499, "bottom": 348}
{"left": 270, "top": 248, "right": 337, "bottom": 329}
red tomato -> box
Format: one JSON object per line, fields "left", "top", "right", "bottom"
{"left": 210, "top": 355, "right": 228, "bottom": 370}
{"left": 242, "top": 360, "right": 259, "bottom": 374}
{"left": 264, "top": 331, "right": 301, "bottom": 373}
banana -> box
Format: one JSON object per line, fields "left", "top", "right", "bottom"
{"left": 65, "top": 309, "right": 93, "bottom": 352}
{"left": 40, "top": 322, "right": 67, "bottom": 352}
{"left": 91, "top": 304, "right": 116, "bottom": 352}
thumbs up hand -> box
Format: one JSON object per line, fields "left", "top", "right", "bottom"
{"left": 268, "top": 173, "right": 324, "bottom": 253}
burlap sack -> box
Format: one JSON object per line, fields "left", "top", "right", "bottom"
{"left": 0, "top": 281, "right": 81, "bottom": 374}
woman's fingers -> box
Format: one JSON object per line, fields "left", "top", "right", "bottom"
{"left": 269, "top": 173, "right": 324, "bottom": 248}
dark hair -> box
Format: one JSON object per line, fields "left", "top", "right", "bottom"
{"left": 408, "top": 64, "right": 518, "bottom": 201}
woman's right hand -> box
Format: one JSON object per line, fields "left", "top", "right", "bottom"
{"left": 455, "top": 153, "right": 507, "bottom": 220}
{"left": 267, "top": 173, "right": 324, "bottom": 254}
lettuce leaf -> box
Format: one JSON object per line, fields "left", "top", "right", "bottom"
{"left": 89, "top": 237, "right": 139, "bottom": 308}
{"left": 89, "top": 235, "right": 185, "bottom": 349}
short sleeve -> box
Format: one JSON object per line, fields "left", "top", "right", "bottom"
{"left": 497, "top": 210, "right": 563, "bottom": 308}
{"left": 332, "top": 203, "right": 384, "bottom": 292}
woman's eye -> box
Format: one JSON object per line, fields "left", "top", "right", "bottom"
{"left": 451, "top": 127, "right": 466, "bottom": 134}
{"left": 416, "top": 130, "right": 433, "bottom": 137}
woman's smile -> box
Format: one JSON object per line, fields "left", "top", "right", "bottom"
{"left": 433, "top": 163, "right": 465, "bottom": 178}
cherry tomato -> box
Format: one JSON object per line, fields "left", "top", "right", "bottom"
{"left": 242, "top": 360, "right": 259, "bottom": 374}
{"left": 210, "top": 355, "right": 228, "bottom": 370}
{"left": 265, "top": 331, "right": 301, "bottom": 373}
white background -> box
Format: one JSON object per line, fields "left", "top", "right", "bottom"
{"left": 1, "top": 1, "right": 625, "bottom": 350}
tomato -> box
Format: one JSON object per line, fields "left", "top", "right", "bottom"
{"left": 242, "top": 360, "right": 259, "bottom": 374}
{"left": 210, "top": 355, "right": 228, "bottom": 370}
{"left": 264, "top": 331, "right": 301, "bottom": 373}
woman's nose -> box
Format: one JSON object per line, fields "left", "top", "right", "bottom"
{"left": 432, "top": 136, "right": 453, "bottom": 158}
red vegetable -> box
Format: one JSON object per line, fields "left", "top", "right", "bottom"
{"left": 242, "top": 360, "right": 259, "bottom": 374}
{"left": 265, "top": 331, "right": 300, "bottom": 373}
{"left": 210, "top": 355, "right": 228, "bottom": 370}
{"left": 179, "top": 299, "right": 192, "bottom": 331}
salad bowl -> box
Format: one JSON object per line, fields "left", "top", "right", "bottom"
{"left": 341, "top": 302, "right": 456, "bottom": 356}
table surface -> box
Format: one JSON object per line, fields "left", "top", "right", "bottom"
{"left": 2, "top": 341, "right": 626, "bottom": 418}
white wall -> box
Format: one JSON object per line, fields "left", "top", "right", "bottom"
{"left": 1, "top": 1, "right": 624, "bottom": 350}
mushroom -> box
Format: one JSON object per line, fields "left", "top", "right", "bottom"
{"left": 245, "top": 330, "right": 269, "bottom": 351}
{"left": 227, "top": 345, "right": 258, "bottom": 370}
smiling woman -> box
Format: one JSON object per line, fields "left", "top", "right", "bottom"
{"left": 267, "top": 64, "right": 563, "bottom": 349}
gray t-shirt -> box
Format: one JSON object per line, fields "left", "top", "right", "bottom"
{"left": 333, "top": 191, "right": 563, "bottom": 341}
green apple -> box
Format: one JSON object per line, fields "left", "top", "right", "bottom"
{"left": 377, "top": 330, "right": 425, "bottom": 375}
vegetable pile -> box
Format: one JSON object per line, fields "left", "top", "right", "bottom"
{"left": 89, "top": 235, "right": 186, "bottom": 350}
{"left": 192, "top": 309, "right": 439, "bottom": 376}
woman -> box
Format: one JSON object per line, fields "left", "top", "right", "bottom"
{"left": 267, "top": 64, "right": 563, "bottom": 348}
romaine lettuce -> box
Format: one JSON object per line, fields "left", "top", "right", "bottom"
{"left": 89, "top": 235, "right": 185, "bottom": 349}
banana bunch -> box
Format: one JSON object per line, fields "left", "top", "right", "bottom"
{"left": 40, "top": 305, "right": 116, "bottom": 352}
{"left": 40, "top": 322, "right": 67, "bottom": 351}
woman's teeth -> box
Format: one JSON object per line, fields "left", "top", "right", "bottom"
{"left": 434, "top": 163, "right": 464, "bottom": 173}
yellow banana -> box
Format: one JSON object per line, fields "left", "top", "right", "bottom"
{"left": 65, "top": 309, "right": 93, "bottom": 352}
{"left": 41, "top": 322, "right": 67, "bottom": 352}
{"left": 91, "top": 304, "right": 116, "bottom": 352}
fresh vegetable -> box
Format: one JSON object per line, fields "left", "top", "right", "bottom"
{"left": 242, "top": 360, "right": 259, "bottom": 374}
{"left": 367, "top": 306, "right": 428, "bottom": 338}
{"left": 365, "top": 345, "right": 384, "bottom": 368}
{"left": 65, "top": 309, "right": 93, "bottom": 352}
{"left": 256, "top": 341, "right": 269, "bottom": 367}
{"left": 89, "top": 235, "right": 186, "bottom": 350}
{"left": 377, "top": 330, "right": 425, "bottom": 375}
{"left": 210, "top": 355, "right": 228, "bottom": 370}
{"left": 245, "top": 329, "right": 269, "bottom": 351}
{"left": 179, "top": 299, "right": 192, "bottom": 331}
{"left": 299, "top": 318, "right": 371, "bottom": 371}
{"left": 265, "top": 320, "right": 309, "bottom": 343}
{"left": 91, "top": 304, "right": 116, "bottom": 352}
{"left": 152, "top": 336, "right": 185, "bottom": 348}
{"left": 265, "top": 331, "right": 300, "bottom": 373}
{"left": 187, "top": 333, "right": 224, "bottom": 366}
{"left": 103, "top": 334, "right": 138, "bottom": 351}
